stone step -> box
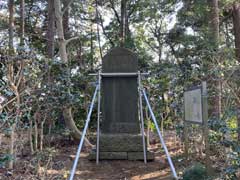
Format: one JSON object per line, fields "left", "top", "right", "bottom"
{"left": 88, "top": 151, "right": 154, "bottom": 161}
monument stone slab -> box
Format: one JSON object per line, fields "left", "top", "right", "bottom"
{"left": 89, "top": 47, "right": 154, "bottom": 160}
{"left": 102, "top": 47, "right": 139, "bottom": 133}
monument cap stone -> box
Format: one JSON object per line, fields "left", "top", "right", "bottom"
{"left": 102, "top": 47, "right": 138, "bottom": 73}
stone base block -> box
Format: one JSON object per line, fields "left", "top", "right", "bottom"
{"left": 128, "top": 152, "right": 154, "bottom": 161}
{"left": 88, "top": 152, "right": 127, "bottom": 160}
{"left": 99, "top": 133, "right": 144, "bottom": 152}
{"left": 88, "top": 151, "right": 154, "bottom": 161}
{"left": 88, "top": 133, "right": 154, "bottom": 161}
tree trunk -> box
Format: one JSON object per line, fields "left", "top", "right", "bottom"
{"left": 63, "top": 0, "right": 70, "bottom": 39}
{"left": 209, "top": 0, "right": 219, "bottom": 46}
{"left": 34, "top": 111, "right": 38, "bottom": 151}
{"left": 8, "top": 0, "right": 14, "bottom": 52}
{"left": 120, "top": 0, "right": 126, "bottom": 46}
{"left": 233, "top": 3, "right": 240, "bottom": 63}
{"left": 9, "top": 123, "right": 16, "bottom": 169}
{"left": 54, "top": 0, "right": 93, "bottom": 147}
{"left": 124, "top": 0, "right": 129, "bottom": 40}
{"left": 158, "top": 39, "right": 162, "bottom": 63}
{"left": 208, "top": 0, "right": 221, "bottom": 119}
{"left": 29, "top": 118, "right": 34, "bottom": 154}
{"left": 47, "top": 0, "right": 55, "bottom": 59}
{"left": 8, "top": 0, "right": 15, "bottom": 169}
{"left": 90, "top": 23, "right": 94, "bottom": 70}
{"left": 96, "top": 1, "right": 115, "bottom": 47}
{"left": 232, "top": 2, "right": 240, "bottom": 142}
{"left": 63, "top": 107, "right": 93, "bottom": 147}
{"left": 54, "top": 0, "right": 68, "bottom": 63}
{"left": 40, "top": 115, "right": 46, "bottom": 151}
{"left": 20, "top": 0, "right": 24, "bottom": 46}
{"left": 95, "top": 1, "right": 103, "bottom": 60}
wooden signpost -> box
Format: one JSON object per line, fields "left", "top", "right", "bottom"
{"left": 184, "top": 82, "right": 211, "bottom": 172}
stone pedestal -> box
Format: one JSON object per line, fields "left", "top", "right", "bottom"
{"left": 89, "top": 134, "right": 154, "bottom": 160}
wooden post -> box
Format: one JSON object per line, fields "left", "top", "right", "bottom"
{"left": 183, "top": 90, "right": 189, "bottom": 161}
{"left": 184, "top": 121, "right": 189, "bottom": 161}
{"left": 202, "top": 82, "right": 211, "bottom": 173}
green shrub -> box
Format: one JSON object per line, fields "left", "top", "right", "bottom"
{"left": 0, "top": 154, "right": 13, "bottom": 168}
{"left": 183, "top": 163, "right": 208, "bottom": 180}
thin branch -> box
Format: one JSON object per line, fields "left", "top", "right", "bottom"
{"left": 109, "top": 0, "right": 121, "bottom": 23}
{"left": 144, "top": 39, "right": 159, "bottom": 54}
{"left": 97, "top": 2, "right": 115, "bottom": 47}
{"left": 225, "top": 82, "right": 240, "bottom": 104}
{"left": 99, "top": 14, "right": 114, "bottom": 47}
{"left": 14, "top": 63, "right": 22, "bottom": 85}
{"left": 96, "top": 15, "right": 103, "bottom": 60}
{"left": 65, "top": 36, "right": 79, "bottom": 46}
{"left": 16, "top": 62, "right": 24, "bottom": 89}
{"left": 1, "top": 90, "right": 26, "bottom": 110}
{"left": 62, "top": 0, "right": 74, "bottom": 16}
{"left": 128, "top": 0, "right": 138, "bottom": 18}
{"left": 222, "top": 67, "right": 239, "bottom": 84}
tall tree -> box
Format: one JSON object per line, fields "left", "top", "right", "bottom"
{"left": 8, "top": 0, "right": 14, "bottom": 51}
{"left": 63, "top": 0, "right": 70, "bottom": 39}
{"left": 233, "top": 2, "right": 240, "bottom": 63}
{"left": 135, "top": 0, "right": 176, "bottom": 63}
{"left": 108, "top": 0, "right": 134, "bottom": 48}
{"left": 20, "top": 0, "right": 24, "bottom": 46}
{"left": 54, "top": 0, "right": 93, "bottom": 147}
{"left": 54, "top": 0, "right": 68, "bottom": 63}
{"left": 208, "top": 0, "right": 221, "bottom": 119}
{"left": 232, "top": 2, "right": 240, "bottom": 141}
{"left": 208, "top": 0, "right": 219, "bottom": 46}
{"left": 46, "top": 0, "right": 55, "bottom": 59}
{"left": 7, "top": 0, "right": 25, "bottom": 169}
{"left": 7, "top": 0, "right": 15, "bottom": 169}
{"left": 120, "top": 0, "right": 126, "bottom": 46}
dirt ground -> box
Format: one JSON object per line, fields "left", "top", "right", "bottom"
{"left": 0, "top": 131, "right": 183, "bottom": 180}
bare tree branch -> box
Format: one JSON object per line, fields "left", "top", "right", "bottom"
{"left": 65, "top": 36, "right": 79, "bottom": 46}
{"left": 96, "top": 1, "right": 115, "bottom": 47}
{"left": 0, "top": 90, "right": 25, "bottom": 110}
{"left": 62, "top": 0, "right": 74, "bottom": 16}
{"left": 225, "top": 82, "right": 240, "bottom": 104}
{"left": 109, "top": 0, "right": 121, "bottom": 24}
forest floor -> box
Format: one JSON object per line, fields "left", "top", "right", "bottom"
{"left": 0, "top": 131, "right": 185, "bottom": 180}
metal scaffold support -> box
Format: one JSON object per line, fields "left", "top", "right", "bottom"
{"left": 69, "top": 84, "right": 99, "bottom": 180}
{"left": 142, "top": 88, "right": 178, "bottom": 180}
{"left": 96, "top": 71, "right": 101, "bottom": 165}
{"left": 68, "top": 71, "right": 178, "bottom": 180}
{"left": 138, "top": 71, "right": 147, "bottom": 164}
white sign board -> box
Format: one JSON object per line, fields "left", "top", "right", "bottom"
{"left": 184, "top": 88, "right": 203, "bottom": 124}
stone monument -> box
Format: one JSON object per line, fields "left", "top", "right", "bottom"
{"left": 89, "top": 47, "right": 154, "bottom": 160}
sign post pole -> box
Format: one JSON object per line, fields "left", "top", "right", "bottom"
{"left": 202, "top": 81, "right": 211, "bottom": 173}
{"left": 184, "top": 122, "right": 189, "bottom": 160}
